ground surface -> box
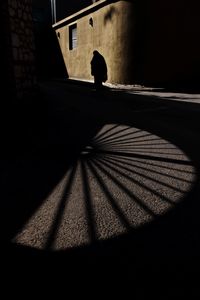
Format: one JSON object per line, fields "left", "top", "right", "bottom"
{"left": 1, "top": 80, "right": 200, "bottom": 297}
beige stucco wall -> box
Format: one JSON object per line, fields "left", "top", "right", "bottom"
{"left": 54, "top": 0, "right": 200, "bottom": 87}
{"left": 54, "top": 0, "right": 134, "bottom": 84}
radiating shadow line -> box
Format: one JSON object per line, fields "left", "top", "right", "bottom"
{"left": 93, "top": 125, "right": 133, "bottom": 144}
{"left": 125, "top": 137, "right": 167, "bottom": 144}
{"left": 100, "top": 140, "right": 178, "bottom": 149}
{"left": 96, "top": 140, "right": 175, "bottom": 148}
{"left": 98, "top": 156, "right": 185, "bottom": 195}
{"left": 86, "top": 160, "right": 132, "bottom": 231}
{"left": 45, "top": 162, "right": 78, "bottom": 250}
{"left": 96, "top": 132, "right": 160, "bottom": 145}
{"left": 129, "top": 146, "right": 178, "bottom": 150}
{"left": 94, "top": 126, "right": 141, "bottom": 144}
{"left": 103, "top": 154, "right": 192, "bottom": 183}
{"left": 94, "top": 149, "right": 193, "bottom": 165}
{"left": 104, "top": 142, "right": 171, "bottom": 146}
{"left": 100, "top": 145, "right": 179, "bottom": 150}
{"left": 102, "top": 153, "right": 195, "bottom": 174}
{"left": 93, "top": 124, "right": 119, "bottom": 141}
{"left": 94, "top": 127, "right": 143, "bottom": 145}
{"left": 123, "top": 134, "right": 166, "bottom": 144}
{"left": 80, "top": 159, "right": 97, "bottom": 243}
{"left": 97, "top": 148, "right": 185, "bottom": 156}
{"left": 94, "top": 136, "right": 162, "bottom": 148}
{"left": 91, "top": 159, "right": 156, "bottom": 217}
{"left": 95, "top": 157, "right": 176, "bottom": 204}
{"left": 94, "top": 131, "right": 151, "bottom": 147}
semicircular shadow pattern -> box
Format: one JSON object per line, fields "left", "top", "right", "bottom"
{"left": 13, "top": 124, "right": 196, "bottom": 251}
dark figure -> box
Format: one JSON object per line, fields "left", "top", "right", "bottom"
{"left": 91, "top": 50, "right": 107, "bottom": 90}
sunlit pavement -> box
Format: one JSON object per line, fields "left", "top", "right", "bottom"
{"left": 12, "top": 122, "right": 195, "bottom": 251}
{"left": 1, "top": 79, "right": 200, "bottom": 293}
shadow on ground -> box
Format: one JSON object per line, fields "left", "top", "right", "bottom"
{"left": 1, "top": 82, "right": 200, "bottom": 295}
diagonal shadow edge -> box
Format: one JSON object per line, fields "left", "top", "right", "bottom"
{"left": 99, "top": 153, "right": 195, "bottom": 174}
{"left": 96, "top": 143, "right": 179, "bottom": 149}
{"left": 45, "top": 162, "right": 78, "bottom": 250}
{"left": 90, "top": 158, "right": 156, "bottom": 217}
{"left": 93, "top": 129, "right": 150, "bottom": 146}
{"left": 93, "top": 125, "right": 135, "bottom": 144}
{"left": 94, "top": 133, "right": 160, "bottom": 147}
{"left": 80, "top": 159, "right": 97, "bottom": 244}
{"left": 86, "top": 159, "right": 132, "bottom": 231}
{"left": 95, "top": 156, "right": 176, "bottom": 205}
{"left": 98, "top": 142, "right": 172, "bottom": 147}
{"left": 93, "top": 149, "right": 193, "bottom": 165}
{"left": 95, "top": 148, "right": 186, "bottom": 156}
{"left": 92, "top": 124, "right": 120, "bottom": 142}
{"left": 99, "top": 155, "right": 189, "bottom": 194}
{"left": 100, "top": 154, "right": 193, "bottom": 183}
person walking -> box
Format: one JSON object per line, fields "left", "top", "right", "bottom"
{"left": 90, "top": 50, "right": 107, "bottom": 90}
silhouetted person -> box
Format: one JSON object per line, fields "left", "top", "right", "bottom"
{"left": 91, "top": 50, "right": 107, "bottom": 90}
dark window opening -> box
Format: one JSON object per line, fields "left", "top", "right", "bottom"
{"left": 69, "top": 24, "right": 77, "bottom": 50}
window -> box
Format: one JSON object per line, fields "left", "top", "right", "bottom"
{"left": 69, "top": 24, "right": 77, "bottom": 50}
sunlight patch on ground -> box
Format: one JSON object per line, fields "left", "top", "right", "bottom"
{"left": 13, "top": 124, "right": 196, "bottom": 251}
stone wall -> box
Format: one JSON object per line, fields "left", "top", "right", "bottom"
{"left": 1, "top": 0, "right": 36, "bottom": 99}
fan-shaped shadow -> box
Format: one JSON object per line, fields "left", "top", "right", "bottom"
{"left": 0, "top": 108, "right": 104, "bottom": 246}
{"left": 11, "top": 124, "right": 196, "bottom": 252}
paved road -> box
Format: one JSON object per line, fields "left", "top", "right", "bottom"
{"left": 2, "top": 80, "right": 200, "bottom": 295}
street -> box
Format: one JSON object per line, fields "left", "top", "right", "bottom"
{"left": 1, "top": 79, "right": 200, "bottom": 295}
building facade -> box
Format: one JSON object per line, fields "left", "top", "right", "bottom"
{"left": 0, "top": 0, "right": 36, "bottom": 99}
{"left": 52, "top": 0, "right": 200, "bottom": 87}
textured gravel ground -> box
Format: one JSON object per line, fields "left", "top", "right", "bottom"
{"left": 13, "top": 123, "right": 195, "bottom": 251}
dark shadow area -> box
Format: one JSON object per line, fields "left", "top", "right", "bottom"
{"left": 54, "top": 0, "right": 92, "bottom": 22}
{"left": 109, "top": 88, "right": 200, "bottom": 120}
{"left": 2, "top": 0, "right": 199, "bottom": 296}
{"left": 104, "top": 5, "right": 118, "bottom": 25}
{"left": 47, "top": 78, "right": 200, "bottom": 117}
{"left": 53, "top": 0, "right": 119, "bottom": 28}
{"left": 1, "top": 81, "right": 200, "bottom": 296}
{"left": 0, "top": 89, "right": 104, "bottom": 243}
{"left": 33, "top": 0, "right": 68, "bottom": 79}
{"left": 0, "top": 1, "right": 16, "bottom": 102}
{"left": 128, "top": 0, "right": 200, "bottom": 90}
{"left": 158, "top": 84, "right": 200, "bottom": 94}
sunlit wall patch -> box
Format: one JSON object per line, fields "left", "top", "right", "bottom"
{"left": 13, "top": 124, "right": 196, "bottom": 251}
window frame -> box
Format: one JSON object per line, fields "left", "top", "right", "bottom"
{"left": 69, "top": 23, "right": 77, "bottom": 50}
